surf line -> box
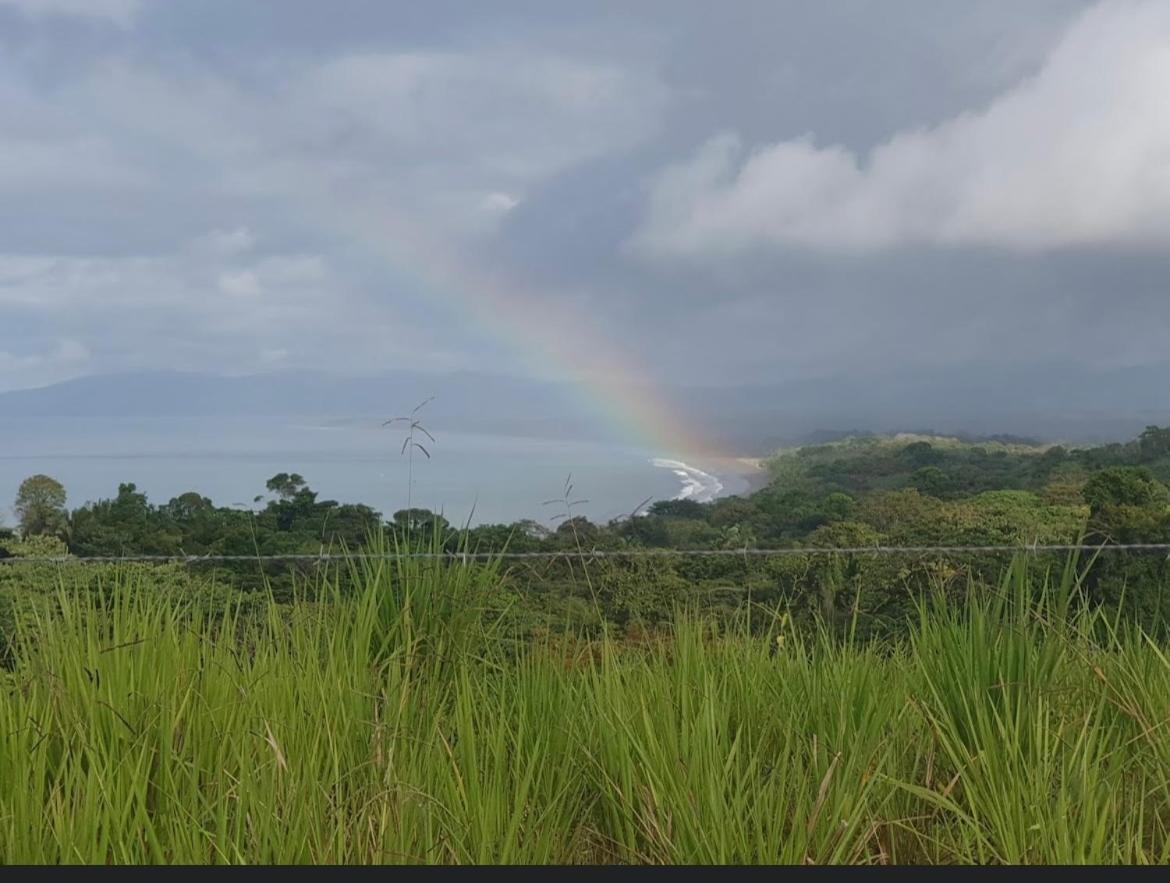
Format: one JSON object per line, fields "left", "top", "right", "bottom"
{"left": 650, "top": 458, "right": 725, "bottom": 503}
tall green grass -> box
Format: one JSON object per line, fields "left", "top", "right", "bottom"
{"left": 2, "top": 551, "right": 1170, "bottom": 863}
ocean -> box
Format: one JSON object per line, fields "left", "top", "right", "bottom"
{"left": 0, "top": 416, "right": 753, "bottom": 527}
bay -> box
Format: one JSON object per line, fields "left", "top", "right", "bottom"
{"left": 0, "top": 416, "right": 750, "bottom": 527}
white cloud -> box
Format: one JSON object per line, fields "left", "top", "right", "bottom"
{"left": 305, "top": 51, "right": 667, "bottom": 182}
{"left": 0, "top": 46, "right": 667, "bottom": 249}
{"left": 214, "top": 256, "right": 326, "bottom": 297}
{"left": 217, "top": 270, "right": 262, "bottom": 297}
{"left": 632, "top": 0, "right": 1170, "bottom": 256}
{"left": 0, "top": 243, "right": 453, "bottom": 378}
{"left": 0, "top": 255, "right": 172, "bottom": 308}
{"left": 188, "top": 227, "right": 256, "bottom": 257}
{"left": 481, "top": 192, "right": 520, "bottom": 213}
{"left": 0, "top": 0, "right": 140, "bottom": 27}
{"left": 0, "top": 248, "right": 329, "bottom": 314}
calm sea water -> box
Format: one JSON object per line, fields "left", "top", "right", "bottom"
{"left": 0, "top": 417, "right": 749, "bottom": 527}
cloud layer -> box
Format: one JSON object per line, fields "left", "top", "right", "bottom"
{"left": 4, "top": 0, "right": 1170, "bottom": 406}
{"left": 0, "top": 0, "right": 139, "bottom": 25}
{"left": 0, "top": 12, "right": 670, "bottom": 389}
{"left": 633, "top": 0, "right": 1170, "bottom": 256}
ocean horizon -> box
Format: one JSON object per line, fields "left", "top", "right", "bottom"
{"left": 0, "top": 416, "right": 755, "bottom": 528}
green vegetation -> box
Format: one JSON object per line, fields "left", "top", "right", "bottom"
{"left": 4, "top": 426, "right": 1170, "bottom": 639}
{"left": 1, "top": 428, "right": 1169, "bottom": 863}
{"left": 3, "top": 551, "right": 1170, "bottom": 863}
{"left": 13, "top": 474, "right": 68, "bottom": 540}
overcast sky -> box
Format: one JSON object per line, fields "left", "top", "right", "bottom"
{"left": 2, "top": 0, "right": 1168, "bottom": 395}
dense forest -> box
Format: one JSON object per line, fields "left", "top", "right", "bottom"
{"left": 4, "top": 426, "right": 1170, "bottom": 638}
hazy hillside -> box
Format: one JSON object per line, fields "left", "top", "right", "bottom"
{"left": 3, "top": 362, "right": 1169, "bottom": 454}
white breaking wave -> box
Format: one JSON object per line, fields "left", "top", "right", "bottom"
{"left": 651, "top": 458, "right": 724, "bottom": 504}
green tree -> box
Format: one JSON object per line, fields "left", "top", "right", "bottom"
{"left": 900, "top": 441, "right": 942, "bottom": 467}
{"left": 709, "top": 497, "right": 758, "bottom": 529}
{"left": 910, "top": 466, "right": 949, "bottom": 497}
{"left": 1080, "top": 467, "right": 1170, "bottom": 633}
{"left": 1082, "top": 467, "right": 1170, "bottom": 512}
{"left": 166, "top": 492, "right": 214, "bottom": 520}
{"left": 386, "top": 507, "right": 453, "bottom": 554}
{"left": 648, "top": 498, "right": 706, "bottom": 519}
{"left": 513, "top": 519, "right": 550, "bottom": 541}
{"left": 14, "top": 474, "right": 68, "bottom": 538}
{"left": 821, "top": 492, "right": 856, "bottom": 521}
{"left": 70, "top": 483, "right": 181, "bottom": 557}
{"left": 553, "top": 516, "right": 600, "bottom": 548}
{"left": 265, "top": 473, "right": 308, "bottom": 501}
{"left": 1138, "top": 426, "right": 1170, "bottom": 461}
{"left": 391, "top": 508, "right": 450, "bottom": 535}
{"left": 468, "top": 519, "right": 552, "bottom": 553}
{"left": 619, "top": 514, "right": 672, "bottom": 547}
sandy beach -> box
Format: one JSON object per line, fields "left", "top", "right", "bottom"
{"left": 696, "top": 455, "right": 773, "bottom": 498}
{"left": 733, "top": 457, "right": 773, "bottom": 495}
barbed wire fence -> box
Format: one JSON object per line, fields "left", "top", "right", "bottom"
{"left": 2, "top": 542, "right": 1169, "bottom": 565}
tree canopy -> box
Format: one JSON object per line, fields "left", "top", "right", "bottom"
{"left": 14, "top": 474, "right": 68, "bottom": 539}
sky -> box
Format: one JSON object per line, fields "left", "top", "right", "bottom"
{"left": 2, "top": 0, "right": 1169, "bottom": 402}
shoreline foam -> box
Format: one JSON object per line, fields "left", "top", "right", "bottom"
{"left": 650, "top": 458, "right": 725, "bottom": 503}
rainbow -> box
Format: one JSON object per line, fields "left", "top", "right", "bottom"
{"left": 303, "top": 188, "right": 721, "bottom": 461}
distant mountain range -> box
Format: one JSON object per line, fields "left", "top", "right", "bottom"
{"left": 0, "top": 369, "right": 571, "bottom": 422}
{"left": 689, "top": 360, "right": 1170, "bottom": 450}
{"left": 2, "top": 364, "right": 1168, "bottom": 453}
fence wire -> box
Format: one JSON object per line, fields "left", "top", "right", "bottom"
{"left": 2, "top": 543, "right": 1170, "bottom": 565}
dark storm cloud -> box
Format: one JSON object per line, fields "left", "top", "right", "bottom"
{"left": 7, "top": 0, "right": 1163, "bottom": 412}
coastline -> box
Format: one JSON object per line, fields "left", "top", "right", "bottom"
{"left": 720, "top": 456, "right": 772, "bottom": 496}
{"left": 653, "top": 454, "right": 772, "bottom": 504}
{"left": 735, "top": 457, "right": 773, "bottom": 495}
